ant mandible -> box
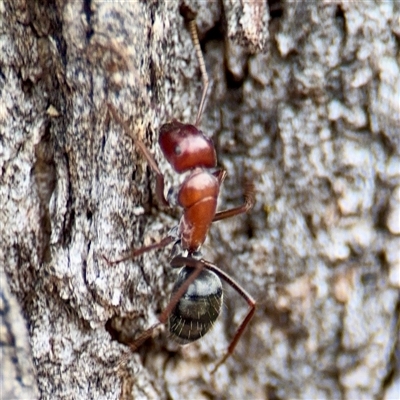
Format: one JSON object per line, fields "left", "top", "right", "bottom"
{"left": 106, "top": 19, "right": 256, "bottom": 373}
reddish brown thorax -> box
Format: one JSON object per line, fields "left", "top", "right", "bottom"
{"left": 178, "top": 169, "right": 219, "bottom": 252}
{"left": 159, "top": 121, "right": 219, "bottom": 253}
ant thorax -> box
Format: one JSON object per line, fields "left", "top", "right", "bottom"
{"left": 176, "top": 168, "right": 220, "bottom": 253}
{"left": 166, "top": 166, "right": 221, "bottom": 207}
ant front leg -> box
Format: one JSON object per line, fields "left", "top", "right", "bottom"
{"left": 107, "top": 104, "right": 169, "bottom": 207}
{"left": 213, "top": 178, "right": 255, "bottom": 222}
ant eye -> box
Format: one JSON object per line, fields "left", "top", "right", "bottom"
{"left": 174, "top": 145, "right": 182, "bottom": 155}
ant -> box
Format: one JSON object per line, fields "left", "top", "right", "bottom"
{"left": 106, "top": 19, "right": 256, "bottom": 373}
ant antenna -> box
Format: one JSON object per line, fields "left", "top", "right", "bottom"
{"left": 189, "top": 20, "right": 209, "bottom": 126}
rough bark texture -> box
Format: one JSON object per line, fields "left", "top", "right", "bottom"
{"left": 1, "top": 1, "right": 399, "bottom": 399}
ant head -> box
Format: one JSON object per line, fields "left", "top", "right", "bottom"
{"left": 159, "top": 119, "right": 217, "bottom": 173}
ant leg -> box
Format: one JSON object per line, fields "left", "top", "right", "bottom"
{"left": 213, "top": 180, "right": 255, "bottom": 222}
{"left": 188, "top": 19, "right": 209, "bottom": 126}
{"left": 207, "top": 264, "right": 256, "bottom": 373}
{"left": 124, "top": 255, "right": 206, "bottom": 351}
{"left": 107, "top": 104, "right": 169, "bottom": 206}
{"left": 103, "top": 236, "right": 175, "bottom": 266}
{"left": 212, "top": 168, "right": 227, "bottom": 185}
{"left": 172, "top": 256, "right": 256, "bottom": 373}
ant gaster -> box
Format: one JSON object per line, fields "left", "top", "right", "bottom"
{"left": 106, "top": 20, "right": 256, "bottom": 372}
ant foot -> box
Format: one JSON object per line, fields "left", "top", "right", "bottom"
{"left": 101, "top": 254, "right": 119, "bottom": 266}
{"left": 210, "top": 353, "right": 230, "bottom": 374}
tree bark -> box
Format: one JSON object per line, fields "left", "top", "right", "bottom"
{"left": 1, "top": 1, "right": 399, "bottom": 399}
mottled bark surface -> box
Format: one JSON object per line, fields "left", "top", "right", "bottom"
{"left": 1, "top": 1, "right": 399, "bottom": 399}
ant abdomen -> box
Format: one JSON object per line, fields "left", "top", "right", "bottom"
{"left": 168, "top": 266, "right": 223, "bottom": 344}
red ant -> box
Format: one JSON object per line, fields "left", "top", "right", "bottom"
{"left": 106, "top": 20, "right": 255, "bottom": 372}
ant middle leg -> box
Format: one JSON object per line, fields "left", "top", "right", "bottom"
{"left": 102, "top": 235, "right": 175, "bottom": 266}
